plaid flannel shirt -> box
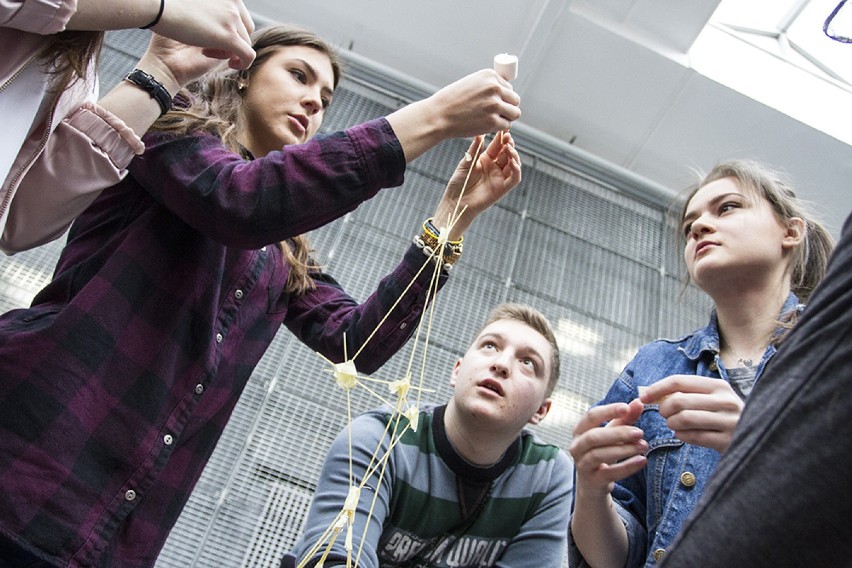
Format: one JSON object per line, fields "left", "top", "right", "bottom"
{"left": 0, "top": 118, "right": 446, "bottom": 567}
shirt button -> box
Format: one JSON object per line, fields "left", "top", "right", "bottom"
{"left": 195, "top": 384, "right": 204, "bottom": 395}
{"left": 125, "top": 489, "right": 137, "bottom": 501}
{"left": 235, "top": 289, "right": 244, "bottom": 299}
{"left": 261, "top": 246, "right": 267, "bottom": 252}
{"left": 164, "top": 434, "right": 174, "bottom": 446}
{"left": 680, "top": 471, "right": 697, "bottom": 487}
{"left": 653, "top": 548, "right": 666, "bottom": 562}
{"left": 399, "top": 322, "right": 407, "bottom": 329}
{"left": 216, "top": 333, "right": 223, "bottom": 343}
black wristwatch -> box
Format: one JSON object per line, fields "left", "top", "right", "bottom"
{"left": 124, "top": 68, "right": 173, "bottom": 116}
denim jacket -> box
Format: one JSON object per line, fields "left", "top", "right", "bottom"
{"left": 568, "top": 293, "right": 803, "bottom": 568}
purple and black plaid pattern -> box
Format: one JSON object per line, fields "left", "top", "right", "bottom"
{"left": 0, "top": 119, "right": 446, "bottom": 567}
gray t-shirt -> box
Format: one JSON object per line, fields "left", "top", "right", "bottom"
{"left": 728, "top": 364, "right": 758, "bottom": 400}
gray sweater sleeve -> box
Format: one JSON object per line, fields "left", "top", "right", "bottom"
{"left": 288, "top": 410, "right": 394, "bottom": 568}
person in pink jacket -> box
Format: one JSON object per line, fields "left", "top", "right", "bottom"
{"left": 0, "top": 0, "right": 256, "bottom": 253}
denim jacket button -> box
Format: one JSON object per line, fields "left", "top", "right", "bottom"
{"left": 709, "top": 361, "right": 718, "bottom": 372}
{"left": 680, "top": 471, "right": 697, "bottom": 487}
{"left": 653, "top": 548, "right": 666, "bottom": 562}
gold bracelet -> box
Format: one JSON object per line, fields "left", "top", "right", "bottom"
{"left": 420, "top": 217, "right": 464, "bottom": 264}
{"left": 413, "top": 235, "right": 457, "bottom": 271}
{"left": 420, "top": 218, "right": 463, "bottom": 265}
{"left": 415, "top": 216, "right": 464, "bottom": 268}
{"left": 423, "top": 218, "right": 463, "bottom": 246}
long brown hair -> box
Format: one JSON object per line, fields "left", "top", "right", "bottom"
{"left": 37, "top": 31, "right": 105, "bottom": 94}
{"left": 152, "top": 25, "right": 343, "bottom": 295}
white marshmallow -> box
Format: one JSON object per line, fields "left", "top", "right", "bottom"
{"left": 493, "top": 53, "right": 519, "bottom": 81}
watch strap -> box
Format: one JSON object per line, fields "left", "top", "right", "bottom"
{"left": 124, "top": 68, "right": 173, "bottom": 116}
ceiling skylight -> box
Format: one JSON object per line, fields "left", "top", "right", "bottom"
{"left": 712, "top": 0, "right": 852, "bottom": 85}
{"left": 691, "top": 0, "right": 852, "bottom": 145}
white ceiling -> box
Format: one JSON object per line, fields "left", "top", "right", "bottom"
{"left": 245, "top": 0, "right": 852, "bottom": 237}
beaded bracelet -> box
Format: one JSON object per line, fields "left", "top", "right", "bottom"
{"left": 413, "top": 235, "right": 455, "bottom": 272}
{"left": 416, "top": 218, "right": 463, "bottom": 268}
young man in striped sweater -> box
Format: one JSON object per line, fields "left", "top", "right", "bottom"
{"left": 285, "top": 303, "right": 574, "bottom": 568}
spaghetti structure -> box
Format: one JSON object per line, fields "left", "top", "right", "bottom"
{"left": 296, "top": 55, "right": 518, "bottom": 568}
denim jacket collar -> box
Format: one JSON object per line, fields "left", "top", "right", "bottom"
{"left": 679, "top": 292, "right": 804, "bottom": 361}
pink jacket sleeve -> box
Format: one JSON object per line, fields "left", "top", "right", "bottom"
{"left": 1, "top": 0, "right": 78, "bottom": 34}
{"left": 1, "top": 2, "right": 147, "bottom": 253}
{"left": 1, "top": 101, "right": 144, "bottom": 253}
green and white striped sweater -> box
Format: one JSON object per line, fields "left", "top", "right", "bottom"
{"left": 288, "top": 404, "right": 574, "bottom": 568}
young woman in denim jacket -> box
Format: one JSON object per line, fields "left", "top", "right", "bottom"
{"left": 567, "top": 159, "right": 835, "bottom": 568}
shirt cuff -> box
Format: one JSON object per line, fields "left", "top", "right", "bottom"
{"left": 68, "top": 101, "right": 146, "bottom": 168}
{"left": 3, "top": 0, "right": 78, "bottom": 34}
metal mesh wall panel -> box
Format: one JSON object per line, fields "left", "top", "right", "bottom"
{"left": 0, "top": 27, "right": 710, "bottom": 568}
{"left": 512, "top": 218, "right": 662, "bottom": 337}
{"left": 525, "top": 161, "right": 664, "bottom": 266}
